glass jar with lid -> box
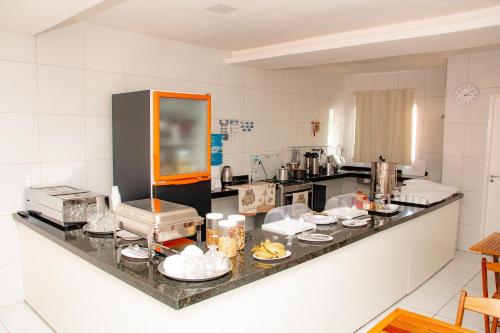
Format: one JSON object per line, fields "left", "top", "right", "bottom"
{"left": 217, "top": 220, "right": 237, "bottom": 258}
{"left": 205, "top": 213, "right": 223, "bottom": 247}
{"left": 228, "top": 214, "right": 245, "bottom": 251}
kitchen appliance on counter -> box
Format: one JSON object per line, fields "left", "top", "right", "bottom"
{"left": 221, "top": 166, "right": 233, "bottom": 185}
{"left": 26, "top": 186, "right": 105, "bottom": 228}
{"left": 326, "top": 162, "right": 338, "bottom": 174}
{"left": 304, "top": 152, "right": 320, "bottom": 176}
{"left": 370, "top": 158, "right": 397, "bottom": 201}
{"left": 276, "top": 166, "right": 290, "bottom": 181}
{"left": 114, "top": 198, "right": 204, "bottom": 261}
{"left": 265, "top": 179, "right": 313, "bottom": 208}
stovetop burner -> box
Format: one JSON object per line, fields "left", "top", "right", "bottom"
{"left": 265, "top": 179, "right": 311, "bottom": 186}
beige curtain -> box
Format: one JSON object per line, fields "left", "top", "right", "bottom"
{"left": 353, "top": 89, "right": 415, "bottom": 165}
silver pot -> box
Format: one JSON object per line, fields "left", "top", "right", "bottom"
{"left": 276, "top": 167, "right": 289, "bottom": 181}
{"left": 286, "top": 162, "right": 300, "bottom": 170}
{"left": 326, "top": 162, "right": 337, "bottom": 174}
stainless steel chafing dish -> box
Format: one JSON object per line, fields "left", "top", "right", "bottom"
{"left": 114, "top": 198, "right": 204, "bottom": 259}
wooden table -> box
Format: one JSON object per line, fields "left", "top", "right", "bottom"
{"left": 470, "top": 232, "right": 500, "bottom": 291}
{"left": 369, "top": 308, "right": 476, "bottom": 333}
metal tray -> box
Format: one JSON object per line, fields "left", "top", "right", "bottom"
{"left": 157, "top": 259, "right": 233, "bottom": 282}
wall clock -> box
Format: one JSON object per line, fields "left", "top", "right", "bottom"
{"left": 454, "top": 82, "right": 479, "bottom": 105}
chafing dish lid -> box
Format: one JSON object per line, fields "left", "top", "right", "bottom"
{"left": 115, "top": 198, "right": 203, "bottom": 226}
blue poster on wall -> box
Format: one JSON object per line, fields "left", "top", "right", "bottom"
{"left": 211, "top": 134, "right": 223, "bottom": 166}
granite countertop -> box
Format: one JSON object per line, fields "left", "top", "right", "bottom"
{"left": 13, "top": 192, "right": 462, "bottom": 310}
{"left": 212, "top": 169, "right": 423, "bottom": 199}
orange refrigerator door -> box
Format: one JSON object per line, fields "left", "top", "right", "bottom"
{"left": 152, "top": 91, "right": 211, "bottom": 185}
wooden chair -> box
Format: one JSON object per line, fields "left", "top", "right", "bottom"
{"left": 482, "top": 258, "right": 500, "bottom": 333}
{"left": 455, "top": 290, "right": 500, "bottom": 332}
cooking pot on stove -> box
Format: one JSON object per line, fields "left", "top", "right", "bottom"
{"left": 291, "top": 168, "right": 307, "bottom": 180}
{"left": 276, "top": 167, "right": 289, "bottom": 181}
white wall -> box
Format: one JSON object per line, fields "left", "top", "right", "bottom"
{"left": 443, "top": 50, "right": 500, "bottom": 250}
{"left": 341, "top": 69, "right": 447, "bottom": 181}
{"left": 0, "top": 23, "right": 340, "bottom": 307}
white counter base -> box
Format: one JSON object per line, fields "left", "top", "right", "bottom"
{"left": 19, "top": 201, "right": 459, "bottom": 333}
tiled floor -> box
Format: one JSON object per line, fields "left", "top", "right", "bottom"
{"left": 0, "top": 251, "right": 492, "bottom": 333}
{"left": 357, "top": 250, "right": 495, "bottom": 332}
{"left": 0, "top": 303, "right": 53, "bottom": 333}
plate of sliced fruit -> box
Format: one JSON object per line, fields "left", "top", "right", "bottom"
{"left": 251, "top": 239, "right": 291, "bottom": 261}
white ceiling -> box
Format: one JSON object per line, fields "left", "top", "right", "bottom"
{"left": 0, "top": 0, "right": 105, "bottom": 35}
{"left": 78, "top": 0, "right": 500, "bottom": 51}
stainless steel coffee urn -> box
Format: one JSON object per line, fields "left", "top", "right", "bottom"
{"left": 370, "top": 158, "right": 397, "bottom": 200}
{"left": 304, "top": 152, "right": 320, "bottom": 176}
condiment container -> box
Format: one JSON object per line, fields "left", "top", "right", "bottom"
{"left": 205, "top": 213, "right": 223, "bottom": 247}
{"left": 218, "top": 220, "right": 237, "bottom": 258}
{"left": 228, "top": 214, "right": 245, "bottom": 251}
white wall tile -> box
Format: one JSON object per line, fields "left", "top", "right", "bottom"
{"left": 243, "top": 88, "right": 266, "bottom": 121}
{"left": 161, "top": 39, "right": 193, "bottom": 81}
{"left": 351, "top": 74, "right": 374, "bottom": 92}
{"left": 444, "top": 91, "right": 466, "bottom": 123}
{"left": 464, "top": 123, "right": 487, "bottom": 158}
{"left": 192, "top": 82, "right": 221, "bottom": 118}
{"left": 266, "top": 92, "right": 287, "bottom": 121}
{"left": 193, "top": 46, "right": 220, "bottom": 83}
{"left": 283, "top": 69, "right": 303, "bottom": 94}
{"left": 38, "top": 65, "right": 85, "bottom": 115}
{"left": 0, "top": 164, "right": 40, "bottom": 215}
{"left": 0, "top": 264, "right": 23, "bottom": 307}
{"left": 424, "top": 97, "right": 444, "bottom": 126}
{"left": 85, "top": 25, "right": 126, "bottom": 73}
{"left": 300, "top": 71, "right": 316, "bottom": 96}
{"left": 446, "top": 55, "right": 469, "bottom": 91}
{"left": 0, "top": 113, "right": 39, "bottom": 164}
{"left": 299, "top": 95, "right": 317, "bottom": 122}
{"left": 0, "top": 32, "right": 35, "bottom": 63}
{"left": 0, "top": 60, "right": 36, "bottom": 114}
{"left": 125, "top": 75, "right": 162, "bottom": 92}
{"left": 220, "top": 63, "right": 245, "bottom": 87}
{"left": 462, "top": 157, "right": 485, "bottom": 193}
{"left": 87, "top": 159, "right": 112, "bottom": 195}
{"left": 422, "top": 124, "right": 443, "bottom": 153}
{"left": 423, "top": 152, "right": 443, "bottom": 181}
{"left": 0, "top": 216, "right": 20, "bottom": 266}
{"left": 316, "top": 74, "right": 337, "bottom": 98}
{"left": 443, "top": 124, "right": 465, "bottom": 157}
{"left": 374, "top": 73, "right": 399, "bottom": 90}
{"left": 466, "top": 88, "right": 500, "bottom": 124}
{"left": 86, "top": 116, "right": 112, "bottom": 160}
{"left": 425, "top": 69, "right": 446, "bottom": 98}
{"left": 459, "top": 192, "right": 483, "bottom": 226}
{"left": 37, "top": 23, "right": 85, "bottom": 68}
{"left": 457, "top": 224, "right": 481, "bottom": 251}
{"left": 220, "top": 85, "right": 244, "bottom": 120}
{"left": 125, "top": 32, "right": 162, "bottom": 76}
{"left": 442, "top": 157, "right": 463, "bottom": 188}
{"left": 469, "top": 50, "right": 500, "bottom": 88}
{"left": 86, "top": 71, "right": 125, "bottom": 115}
{"left": 399, "top": 71, "right": 425, "bottom": 98}
{"left": 162, "top": 79, "right": 194, "bottom": 93}
{"left": 40, "top": 161, "right": 87, "bottom": 189}
{"left": 39, "top": 114, "right": 85, "bottom": 162}
{"left": 244, "top": 68, "right": 268, "bottom": 90}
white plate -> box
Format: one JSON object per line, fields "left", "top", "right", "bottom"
{"left": 117, "top": 230, "right": 142, "bottom": 241}
{"left": 303, "top": 214, "right": 336, "bottom": 225}
{"left": 121, "top": 246, "right": 149, "bottom": 259}
{"left": 325, "top": 207, "right": 368, "bottom": 219}
{"left": 253, "top": 250, "right": 291, "bottom": 261}
{"left": 297, "top": 233, "right": 333, "bottom": 242}
{"left": 341, "top": 219, "right": 368, "bottom": 228}
{"left": 82, "top": 224, "right": 114, "bottom": 235}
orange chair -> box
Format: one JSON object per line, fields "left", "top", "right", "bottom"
{"left": 455, "top": 290, "right": 500, "bottom": 332}
{"left": 481, "top": 258, "right": 500, "bottom": 333}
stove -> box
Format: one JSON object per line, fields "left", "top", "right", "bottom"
{"left": 265, "top": 179, "right": 313, "bottom": 208}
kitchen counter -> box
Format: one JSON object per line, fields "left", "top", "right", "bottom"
{"left": 211, "top": 169, "right": 424, "bottom": 198}
{"left": 14, "top": 192, "right": 461, "bottom": 311}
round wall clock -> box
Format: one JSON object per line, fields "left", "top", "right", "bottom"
{"left": 454, "top": 82, "right": 479, "bottom": 105}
